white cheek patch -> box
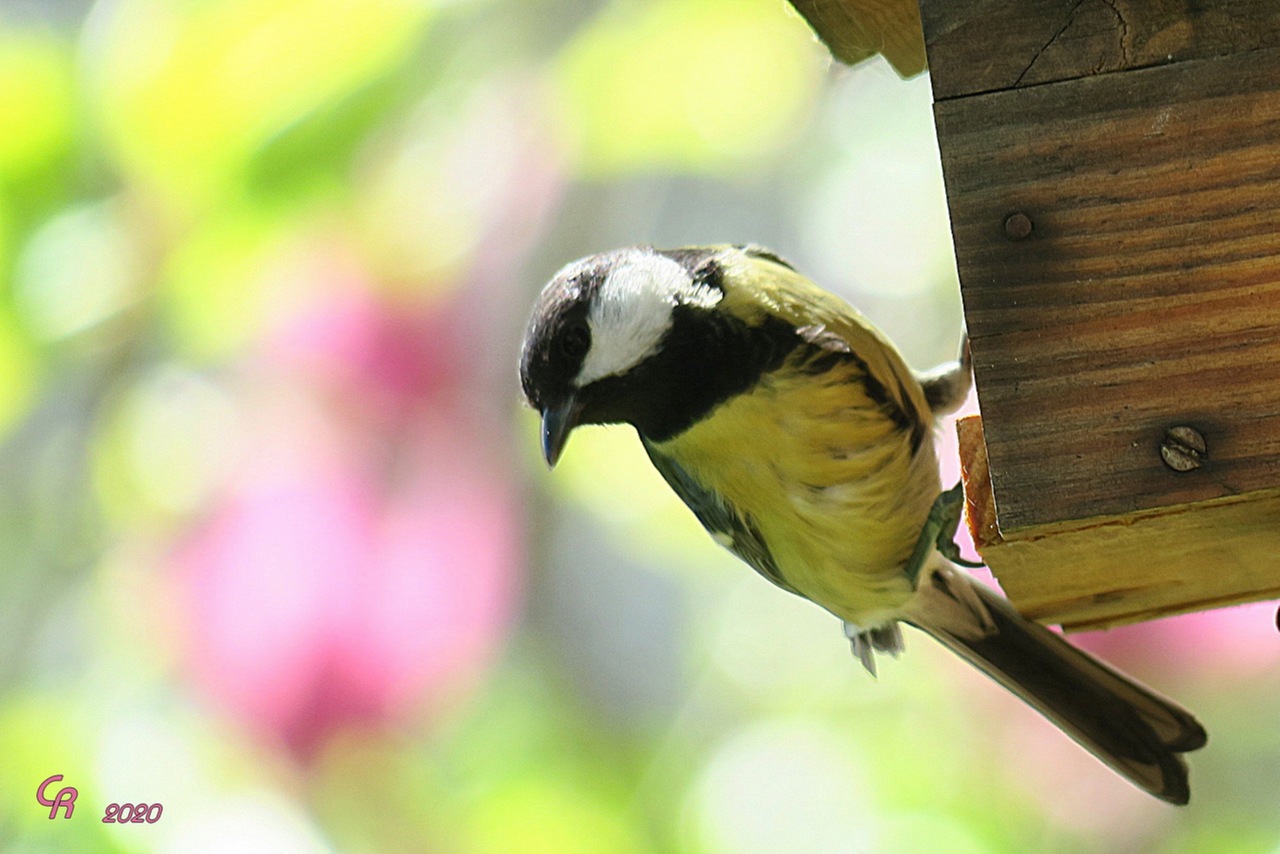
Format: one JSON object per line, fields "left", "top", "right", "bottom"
{"left": 575, "top": 251, "right": 722, "bottom": 385}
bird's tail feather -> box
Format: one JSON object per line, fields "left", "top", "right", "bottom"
{"left": 903, "top": 564, "right": 1207, "bottom": 804}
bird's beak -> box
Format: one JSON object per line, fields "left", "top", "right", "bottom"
{"left": 540, "top": 395, "right": 581, "bottom": 468}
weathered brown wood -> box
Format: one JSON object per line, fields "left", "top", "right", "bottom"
{"left": 922, "top": 0, "right": 1280, "bottom": 101}
{"left": 935, "top": 45, "right": 1280, "bottom": 533}
{"left": 787, "top": 0, "right": 926, "bottom": 76}
{"left": 958, "top": 416, "right": 1280, "bottom": 631}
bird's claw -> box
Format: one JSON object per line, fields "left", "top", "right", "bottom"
{"left": 938, "top": 537, "right": 985, "bottom": 569}
{"left": 904, "top": 481, "right": 985, "bottom": 585}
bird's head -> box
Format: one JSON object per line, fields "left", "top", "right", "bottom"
{"left": 521, "top": 245, "right": 801, "bottom": 465}
{"left": 520, "top": 246, "right": 729, "bottom": 465}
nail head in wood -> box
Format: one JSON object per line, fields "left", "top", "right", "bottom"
{"left": 1160, "top": 425, "right": 1206, "bottom": 472}
{"left": 1004, "top": 212, "right": 1033, "bottom": 240}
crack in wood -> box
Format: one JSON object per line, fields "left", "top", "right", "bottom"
{"left": 1099, "top": 0, "right": 1133, "bottom": 67}
{"left": 1014, "top": 0, "right": 1088, "bottom": 87}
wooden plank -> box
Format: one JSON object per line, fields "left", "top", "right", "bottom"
{"left": 935, "top": 47, "right": 1280, "bottom": 532}
{"left": 787, "top": 0, "right": 926, "bottom": 76}
{"left": 922, "top": 0, "right": 1280, "bottom": 101}
{"left": 958, "top": 416, "right": 1280, "bottom": 631}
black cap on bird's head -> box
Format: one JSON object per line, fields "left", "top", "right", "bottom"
{"left": 519, "top": 262, "right": 596, "bottom": 466}
{"left": 521, "top": 245, "right": 800, "bottom": 465}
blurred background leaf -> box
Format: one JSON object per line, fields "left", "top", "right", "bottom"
{"left": 555, "top": 0, "right": 823, "bottom": 174}
{"left": 88, "top": 0, "right": 432, "bottom": 216}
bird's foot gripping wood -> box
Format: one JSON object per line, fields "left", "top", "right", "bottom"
{"left": 904, "top": 481, "right": 984, "bottom": 586}
{"left": 845, "top": 483, "right": 981, "bottom": 676}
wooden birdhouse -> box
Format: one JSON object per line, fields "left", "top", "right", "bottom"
{"left": 792, "top": 1, "right": 1280, "bottom": 630}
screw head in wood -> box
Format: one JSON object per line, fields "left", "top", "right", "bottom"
{"left": 1160, "top": 425, "right": 1206, "bottom": 472}
{"left": 1004, "top": 212, "right": 1033, "bottom": 240}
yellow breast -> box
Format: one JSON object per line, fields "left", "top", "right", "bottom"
{"left": 654, "top": 353, "right": 941, "bottom": 624}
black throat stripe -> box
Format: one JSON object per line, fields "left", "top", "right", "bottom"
{"left": 581, "top": 306, "right": 800, "bottom": 442}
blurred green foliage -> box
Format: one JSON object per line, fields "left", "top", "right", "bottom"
{"left": 0, "top": 1, "right": 1277, "bottom": 852}
{"left": 556, "top": 0, "right": 820, "bottom": 174}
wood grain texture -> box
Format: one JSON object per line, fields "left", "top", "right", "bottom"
{"left": 958, "top": 416, "right": 1280, "bottom": 631}
{"left": 787, "top": 0, "right": 926, "bottom": 76}
{"left": 922, "top": 0, "right": 1280, "bottom": 100}
{"left": 935, "top": 46, "right": 1280, "bottom": 532}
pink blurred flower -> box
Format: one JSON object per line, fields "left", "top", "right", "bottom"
{"left": 267, "top": 274, "right": 466, "bottom": 431}
{"left": 176, "top": 282, "right": 521, "bottom": 759}
{"left": 1073, "top": 600, "right": 1280, "bottom": 681}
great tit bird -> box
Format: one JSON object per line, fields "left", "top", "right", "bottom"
{"left": 519, "top": 244, "right": 1206, "bottom": 804}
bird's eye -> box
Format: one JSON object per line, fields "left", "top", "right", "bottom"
{"left": 559, "top": 324, "right": 590, "bottom": 361}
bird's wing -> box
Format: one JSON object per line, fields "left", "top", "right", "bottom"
{"left": 721, "top": 247, "right": 934, "bottom": 448}
{"left": 642, "top": 438, "right": 800, "bottom": 596}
